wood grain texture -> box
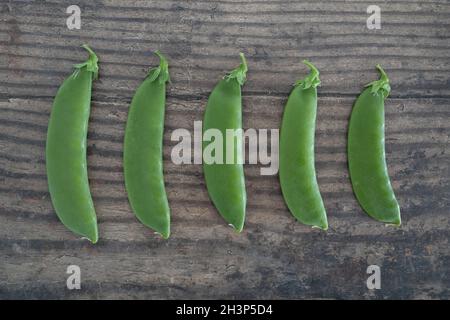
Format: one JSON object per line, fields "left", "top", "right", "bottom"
{"left": 0, "top": 0, "right": 449, "bottom": 299}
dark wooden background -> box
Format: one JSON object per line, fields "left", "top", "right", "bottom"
{"left": 1, "top": 0, "right": 449, "bottom": 299}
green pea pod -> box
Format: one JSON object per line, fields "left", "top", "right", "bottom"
{"left": 279, "top": 60, "right": 328, "bottom": 230}
{"left": 46, "top": 44, "right": 99, "bottom": 243}
{"left": 203, "top": 53, "right": 247, "bottom": 232}
{"left": 124, "top": 51, "right": 171, "bottom": 239}
{"left": 348, "top": 65, "right": 401, "bottom": 225}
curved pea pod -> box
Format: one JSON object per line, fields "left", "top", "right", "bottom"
{"left": 348, "top": 65, "right": 401, "bottom": 225}
{"left": 124, "top": 51, "right": 171, "bottom": 239}
{"left": 203, "top": 53, "right": 247, "bottom": 232}
{"left": 279, "top": 60, "right": 328, "bottom": 230}
{"left": 46, "top": 45, "right": 99, "bottom": 243}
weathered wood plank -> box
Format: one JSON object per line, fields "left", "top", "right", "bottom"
{"left": 0, "top": 0, "right": 449, "bottom": 299}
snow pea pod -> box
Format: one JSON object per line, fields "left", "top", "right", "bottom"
{"left": 203, "top": 53, "right": 247, "bottom": 232}
{"left": 46, "top": 44, "right": 99, "bottom": 243}
{"left": 124, "top": 51, "right": 171, "bottom": 239}
{"left": 348, "top": 65, "right": 401, "bottom": 225}
{"left": 279, "top": 60, "right": 328, "bottom": 230}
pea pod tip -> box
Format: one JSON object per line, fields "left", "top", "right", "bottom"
{"left": 82, "top": 234, "right": 98, "bottom": 244}
{"left": 311, "top": 224, "right": 328, "bottom": 231}
{"left": 385, "top": 218, "right": 401, "bottom": 227}
{"left": 228, "top": 223, "right": 244, "bottom": 234}
{"left": 155, "top": 229, "right": 170, "bottom": 239}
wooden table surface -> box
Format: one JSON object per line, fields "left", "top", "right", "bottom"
{"left": 1, "top": 0, "right": 449, "bottom": 299}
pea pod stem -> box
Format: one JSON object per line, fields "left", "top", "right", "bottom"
{"left": 74, "top": 44, "right": 99, "bottom": 80}
{"left": 148, "top": 50, "right": 170, "bottom": 84}
{"left": 365, "top": 64, "right": 391, "bottom": 99}
{"left": 295, "top": 60, "right": 321, "bottom": 89}
{"left": 224, "top": 52, "right": 247, "bottom": 85}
